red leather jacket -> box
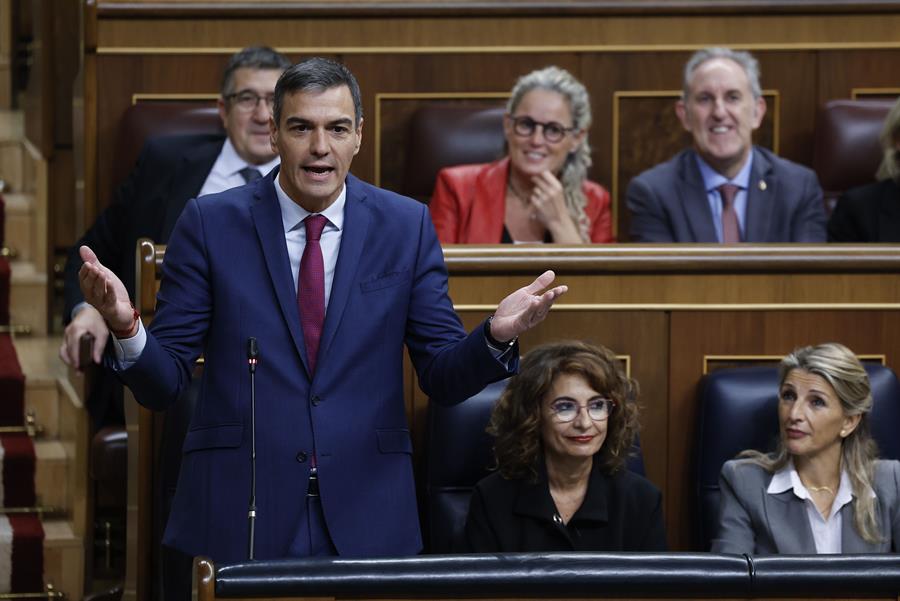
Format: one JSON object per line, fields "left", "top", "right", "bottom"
{"left": 429, "top": 157, "right": 615, "bottom": 244}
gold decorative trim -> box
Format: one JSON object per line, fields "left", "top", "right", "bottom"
{"left": 618, "top": 354, "right": 632, "bottom": 378}
{"left": 0, "top": 411, "right": 42, "bottom": 437}
{"left": 703, "top": 353, "right": 886, "bottom": 374}
{"left": 97, "top": 42, "right": 900, "bottom": 56}
{"left": 453, "top": 303, "right": 900, "bottom": 311}
{"left": 131, "top": 92, "right": 219, "bottom": 105}
{"left": 0, "top": 506, "right": 62, "bottom": 516}
{"left": 0, "top": 584, "right": 64, "bottom": 599}
{"left": 611, "top": 89, "right": 780, "bottom": 236}
{"left": 851, "top": 87, "right": 900, "bottom": 99}
{"left": 374, "top": 91, "right": 510, "bottom": 188}
{"left": 0, "top": 325, "right": 31, "bottom": 335}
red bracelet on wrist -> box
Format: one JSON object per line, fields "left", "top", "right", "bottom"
{"left": 109, "top": 305, "right": 141, "bottom": 338}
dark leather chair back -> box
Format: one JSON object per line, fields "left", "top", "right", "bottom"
{"left": 111, "top": 102, "right": 222, "bottom": 198}
{"left": 695, "top": 363, "right": 900, "bottom": 550}
{"left": 813, "top": 99, "right": 895, "bottom": 208}
{"left": 425, "top": 378, "right": 646, "bottom": 553}
{"left": 402, "top": 104, "right": 506, "bottom": 203}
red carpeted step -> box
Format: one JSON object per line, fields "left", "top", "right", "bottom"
{"left": 0, "top": 257, "right": 9, "bottom": 326}
{"left": 0, "top": 193, "right": 7, "bottom": 327}
{"left": 0, "top": 335, "right": 23, "bottom": 427}
{"left": 8, "top": 515, "right": 42, "bottom": 593}
{"left": 0, "top": 434, "right": 34, "bottom": 508}
{"left": 0, "top": 222, "right": 44, "bottom": 595}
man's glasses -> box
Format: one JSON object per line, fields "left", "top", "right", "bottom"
{"left": 225, "top": 91, "right": 276, "bottom": 112}
{"left": 549, "top": 398, "right": 615, "bottom": 422}
{"left": 507, "top": 115, "right": 576, "bottom": 143}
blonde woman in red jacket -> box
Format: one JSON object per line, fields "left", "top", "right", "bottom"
{"left": 430, "top": 66, "right": 614, "bottom": 244}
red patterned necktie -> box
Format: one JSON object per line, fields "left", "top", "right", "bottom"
{"left": 298, "top": 214, "right": 327, "bottom": 374}
{"left": 718, "top": 183, "right": 741, "bottom": 244}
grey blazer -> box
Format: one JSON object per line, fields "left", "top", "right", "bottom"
{"left": 626, "top": 147, "right": 827, "bottom": 243}
{"left": 712, "top": 458, "right": 900, "bottom": 554}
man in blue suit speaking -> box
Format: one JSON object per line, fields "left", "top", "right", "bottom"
{"left": 77, "top": 58, "right": 566, "bottom": 563}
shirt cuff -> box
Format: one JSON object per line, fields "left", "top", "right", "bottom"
{"left": 111, "top": 319, "right": 147, "bottom": 370}
{"left": 70, "top": 301, "right": 90, "bottom": 322}
{"left": 485, "top": 337, "right": 517, "bottom": 369}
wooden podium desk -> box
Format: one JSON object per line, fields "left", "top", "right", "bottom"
{"left": 126, "top": 242, "right": 900, "bottom": 601}
{"left": 412, "top": 244, "right": 900, "bottom": 551}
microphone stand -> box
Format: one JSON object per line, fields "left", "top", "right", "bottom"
{"left": 247, "top": 337, "right": 259, "bottom": 560}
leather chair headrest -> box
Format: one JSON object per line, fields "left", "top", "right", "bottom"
{"left": 402, "top": 104, "right": 506, "bottom": 202}
{"left": 112, "top": 102, "right": 223, "bottom": 193}
{"left": 813, "top": 99, "right": 895, "bottom": 205}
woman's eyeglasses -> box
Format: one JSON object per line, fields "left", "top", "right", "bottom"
{"left": 549, "top": 398, "right": 615, "bottom": 422}
{"left": 507, "top": 115, "right": 576, "bottom": 143}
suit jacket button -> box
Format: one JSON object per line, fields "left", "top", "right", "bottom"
{"left": 296, "top": 452, "right": 308, "bottom": 463}
{"left": 311, "top": 395, "right": 320, "bottom": 406}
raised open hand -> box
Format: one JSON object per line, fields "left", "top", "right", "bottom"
{"left": 489, "top": 270, "right": 567, "bottom": 342}
{"left": 78, "top": 245, "right": 137, "bottom": 335}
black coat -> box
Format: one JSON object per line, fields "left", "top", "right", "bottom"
{"left": 62, "top": 133, "right": 224, "bottom": 425}
{"left": 463, "top": 458, "right": 667, "bottom": 552}
{"left": 828, "top": 178, "right": 900, "bottom": 242}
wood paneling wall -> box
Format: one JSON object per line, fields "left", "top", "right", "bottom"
{"left": 435, "top": 245, "right": 900, "bottom": 551}
{"left": 80, "top": 3, "right": 900, "bottom": 240}
{"left": 133, "top": 242, "right": 900, "bottom": 558}
{"left": 79, "top": 2, "right": 900, "bottom": 568}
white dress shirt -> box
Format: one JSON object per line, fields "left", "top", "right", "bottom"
{"left": 276, "top": 176, "right": 344, "bottom": 310}
{"left": 198, "top": 138, "right": 280, "bottom": 197}
{"left": 767, "top": 459, "right": 862, "bottom": 554}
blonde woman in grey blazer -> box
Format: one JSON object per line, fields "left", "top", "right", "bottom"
{"left": 712, "top": 343, "right": 900, "bottom": 554}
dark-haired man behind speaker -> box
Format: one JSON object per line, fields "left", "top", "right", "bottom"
{"left": 60, "top": 46, "right": 291, "bottom": 424}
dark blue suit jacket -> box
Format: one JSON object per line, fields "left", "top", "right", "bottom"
{"left": 64, "top": 133, "right": 224, "bottom": 426}
{"left": 118, "top": 169, "right": 516, "bottom": 562}
{"left": 626, "top": 147, "right": 827, "bottom": 242}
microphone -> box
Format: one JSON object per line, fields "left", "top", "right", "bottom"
{"left": 247, "top": 337, "right": 259, "bottom": 560}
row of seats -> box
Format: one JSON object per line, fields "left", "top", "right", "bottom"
{"left": 108, "top": 98, "right": 894, "bottom": 212}
{"left": 425, "top": 363, "right": 900, "bottom": 553}
{"left": 88, "top": 98, "right": 897, "bottom": 567}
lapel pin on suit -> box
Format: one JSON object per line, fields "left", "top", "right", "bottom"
{"left": 758, "top": 180, "right": 767, "bottom": 191}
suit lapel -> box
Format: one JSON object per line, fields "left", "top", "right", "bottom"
{"left": 679, "top": 151, "right": 718, "bottom": 242}
{"left": 250, "top": 167, "right": 310, "bottom": 373}
{"left": 316, "top": 175, "right": 371, "bottom": 377}
{"left": 839, "top": 503, "right": 881, "bottom": 552}
{"left": 744, "top": 148, "right": 775, "bottom": 243}
{"left": 764, "top": 491, "right": 817, "bottom": 553}
{"left": 161, "top": 138, "right": 223, "bottom": 242}
{"left": 468, "top": 158, "right": 509, "bottom": 243}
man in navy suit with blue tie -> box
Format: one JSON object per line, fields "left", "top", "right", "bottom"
{"left": 626, "top": 47, "right": 826, "bottom": 243}
{"left": 78, "top": 57, "right": 566, "bottom": 563}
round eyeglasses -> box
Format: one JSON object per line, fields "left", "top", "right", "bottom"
{"left": 507, "top": 115, "right": 576, "bottom": 143}
{"left": 549, "top": 398, "right": 615, "bottom": 422}
{"left": 225, "top": 91, "right": 276, "bottom": 112}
